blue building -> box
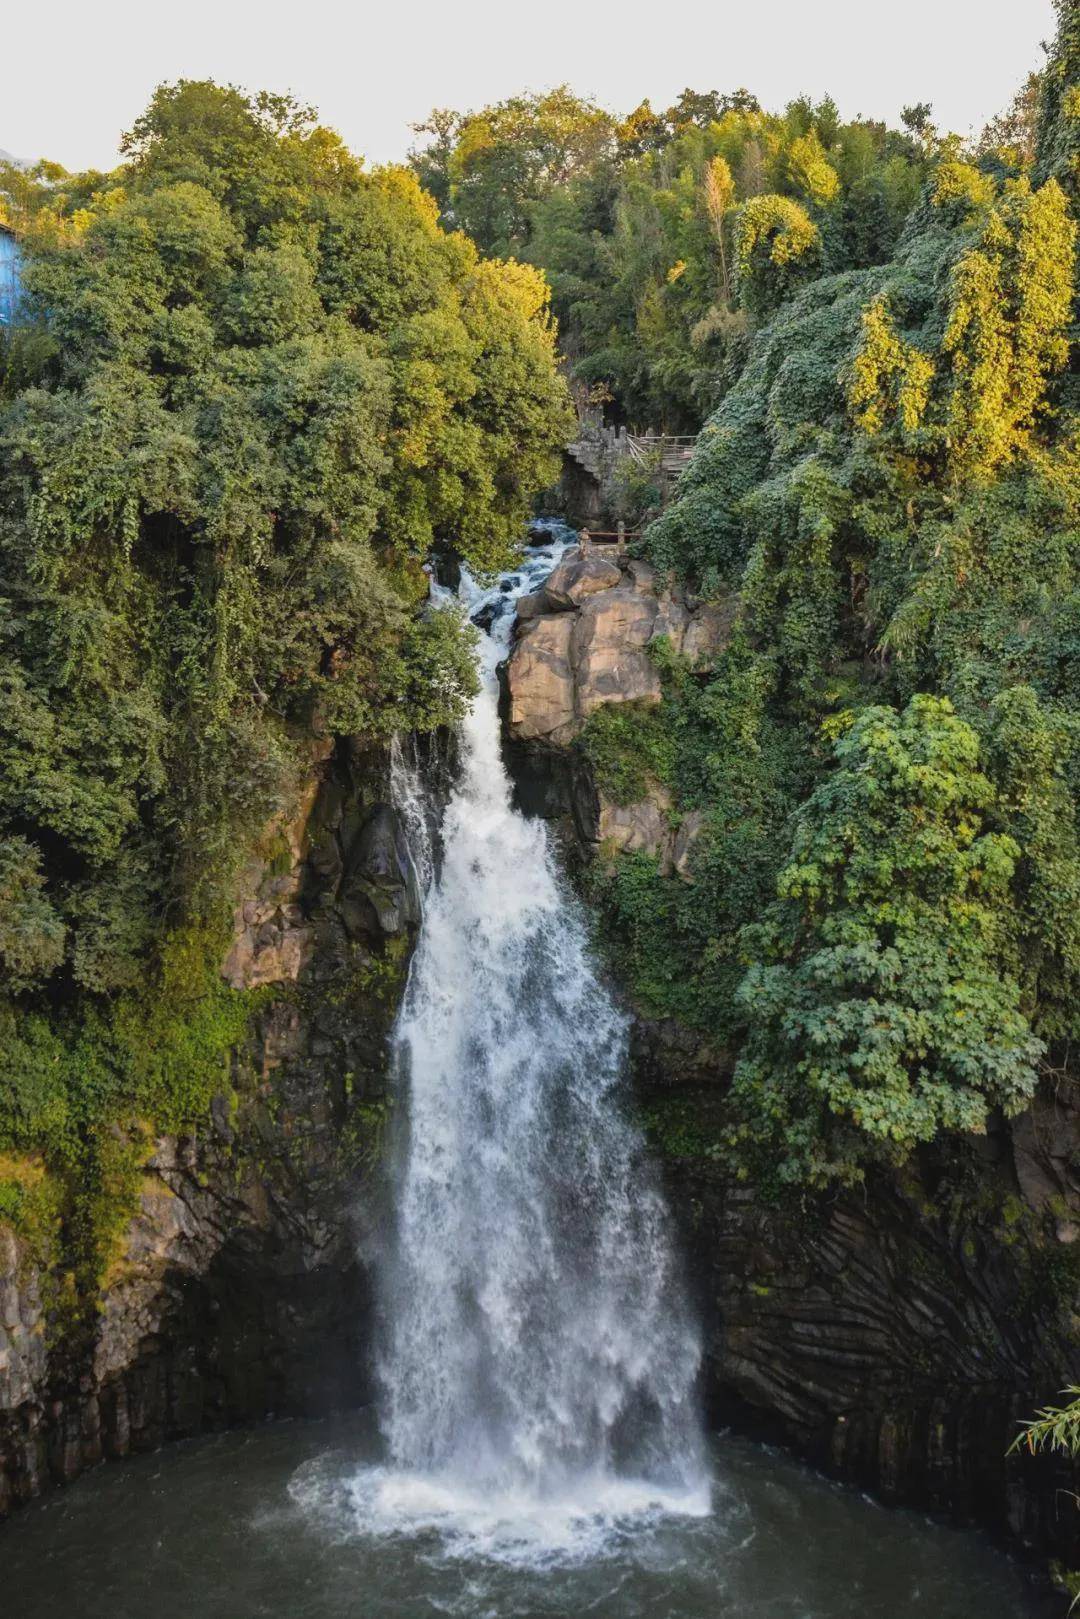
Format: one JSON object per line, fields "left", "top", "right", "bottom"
{"left": 0, "top": 224, "right": 22, "bottom": 325}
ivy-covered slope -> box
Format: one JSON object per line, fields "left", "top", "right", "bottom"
{"left": 587, "top": 2, "right": 1080, "bottom": 1189}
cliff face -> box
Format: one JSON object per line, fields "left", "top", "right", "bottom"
{"left": 659, "top": 1091, "right": 1080, "bottom": 1564}
{"left": 4, "top": 547, "right": 1080, "bottom": 1570}
{"left": 0, "top": 737, "right": 426, "bottom": 1517}
{"left": 504, "top": 548, "right": 1080, "bottom": 1569}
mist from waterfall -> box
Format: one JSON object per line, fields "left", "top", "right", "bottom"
{"left": 357, "top": 534, "right": 707, "bottom": 1564}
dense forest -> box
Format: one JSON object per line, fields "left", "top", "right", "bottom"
{"left": 3, "top": 0, "right": 1080, "bottom": 1353}
{"left": 0, "top": 85, "right": 571, "bottom": 1274}
{"left": 411, "top": 2, "right": 1080, "bottom": 1192}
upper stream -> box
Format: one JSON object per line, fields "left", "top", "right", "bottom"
{"left": 0, "top": 532, "right": 1044, "bottom": 1617}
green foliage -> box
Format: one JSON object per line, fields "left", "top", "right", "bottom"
{"left": 404, "top": 20, "right": 1080, "bottom": 1195}
{"left": 422, "top": 88, "right": 617, "bottom": 258}
{"left": 412, "top": 91, "right": 928, "bottom": 428}
{"left": 731, "top": 698, "right": 1042, "bottom": 1186}
{"left": 585, "top": 26, "right": 1080, "bottom": 1193}
{"left": 1011, "top": 1387, "right": 1080, "bottom": 1457}
{"left": 851, "top": 172, "right": 1075, "bottom": 480}
{"left": 0, "top": 837, "right": 66, "bottom": 991}
{"left": 0, "top": 925, "right": 253, "bottom": 1163}
{"left": 578, "top": 701, "right": 676, "bottom": 804}
{"left": 585, "top": 631, "right": 805, "bottom": 1038}
{"left": 1037, "top": 1, "right": 1080, "bottom": 202}
{"left": 0, "top": 80, "right": 568, "bottom": 1006}
{"left": 0, "top": 82, "right": 569, "bottom": 1259}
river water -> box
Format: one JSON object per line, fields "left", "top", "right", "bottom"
{"left": 0, "top": 533, "right": 1045, "bottom": 1616}
{"left": 0, "top": 1415, "right": 1040, "bottom": 1617}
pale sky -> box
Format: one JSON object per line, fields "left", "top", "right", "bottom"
{"left": 4, "top": 0, "right": 1057, "bottom": 174}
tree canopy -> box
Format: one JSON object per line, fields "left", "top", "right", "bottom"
{"left": 490, "top": 8, "right": 1080, "bottom": 1188}
{"left": 0, "top": 81, "right": 571, "bottom": 1235}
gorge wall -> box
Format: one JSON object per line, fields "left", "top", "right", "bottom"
{"left": 0, "top": 736, "right": 431, "bottom": 1517}
{"left": 504, "top": 541, "right": 1080, "bottom": 1574}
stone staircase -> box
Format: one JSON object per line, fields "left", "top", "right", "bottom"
{"left": 566, "top": 424, "right": 698, "bottom": 503}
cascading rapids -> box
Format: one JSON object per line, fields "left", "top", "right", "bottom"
{"left": 349, "top": 530, "right": 708, "bottom": 1564}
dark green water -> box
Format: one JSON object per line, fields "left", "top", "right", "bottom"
{"left": 0, "top": 1414, "right": 1041, "bottom": 1618}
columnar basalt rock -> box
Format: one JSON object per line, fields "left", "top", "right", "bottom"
{"left": 654, "top": 1107, "right": 1080, "bottom": 1568}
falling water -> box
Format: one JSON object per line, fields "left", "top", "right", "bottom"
{"left": 6, "top": 536, "right": 1042, "bottom": 1618}
{"left": 350, "top": 532, "right": 707, "bottom": 1563}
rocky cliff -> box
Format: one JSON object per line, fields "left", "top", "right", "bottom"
{"left": 0, "top": 736, "right": 430, "bottom": 1517}
{"left": 504, "top": 545, "right": 728, "bottom": 873}
{"left": 504, "top": 545, "right": 1080, "bottom": 1577}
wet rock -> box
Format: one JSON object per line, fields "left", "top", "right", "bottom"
{"left": 474, "top": 595, "right": 516, "bottom": 634}
{"left": 341, "top": 804, "right": 419, "bottom": 939}
{"left": 0, "top": 1227, "right": 46, "bottom": 1414}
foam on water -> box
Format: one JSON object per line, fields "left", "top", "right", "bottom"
{"left": 315, "top": 526, "right": 707, "bottom": 1566}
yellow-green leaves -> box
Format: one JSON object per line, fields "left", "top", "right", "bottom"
{"left": 850, "top": 175, "right": 1075, "bottom": 482}
{"left": 932, "top": 157, "right": 995, "bottom": 216}
{"left": 849, "top": 294, "right": 935, "bottom": 439}
{"left": 787, "top": 131, "right": 840, "bottom": 208}
{"left": 736, "top": 194, "right": 819, "bottom": 270}
{"left": 941, "top": 177, "right": 1075, "bottom": 479}
{"left": 734, "top": 194, "right": 819, "bottom": 312}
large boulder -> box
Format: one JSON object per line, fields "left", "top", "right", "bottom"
{"left": 682, "top": 597, "right": 737, "bottom": 669}
{"left": 598, "top": 786, "right": 675, "bottom": 873}
{"left": 506, "top": 613, "right": 576, "bottom": 742}
{"left": 542, "top": 552, "right": 622, "bottom": 611}
{"left": 571, "top": 587, "right": 662, "bottom": 720}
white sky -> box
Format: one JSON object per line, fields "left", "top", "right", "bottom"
{"left": 4, "top": 0, "right": 1057, "bottom": 173}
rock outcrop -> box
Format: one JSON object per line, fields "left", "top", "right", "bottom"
{"left": 504, "top": 547, "right": 729, "bottom": 879}
{"left": 505, "top": 546, "right": 732, "bottom": 749}
{"left": 0, "top": 737, "right": 423, "bottom": 1518}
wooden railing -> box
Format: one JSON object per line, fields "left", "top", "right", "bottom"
{"left": 567, "top": 424, "right": 698, "bottom": 476}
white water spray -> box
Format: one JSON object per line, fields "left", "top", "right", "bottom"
{"left": 356, "top": 533, "right": 707, "bottom": 1563}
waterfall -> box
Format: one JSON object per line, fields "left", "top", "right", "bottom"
{"left": 358, "top": 533, "right": 707, "bottom": 1563}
